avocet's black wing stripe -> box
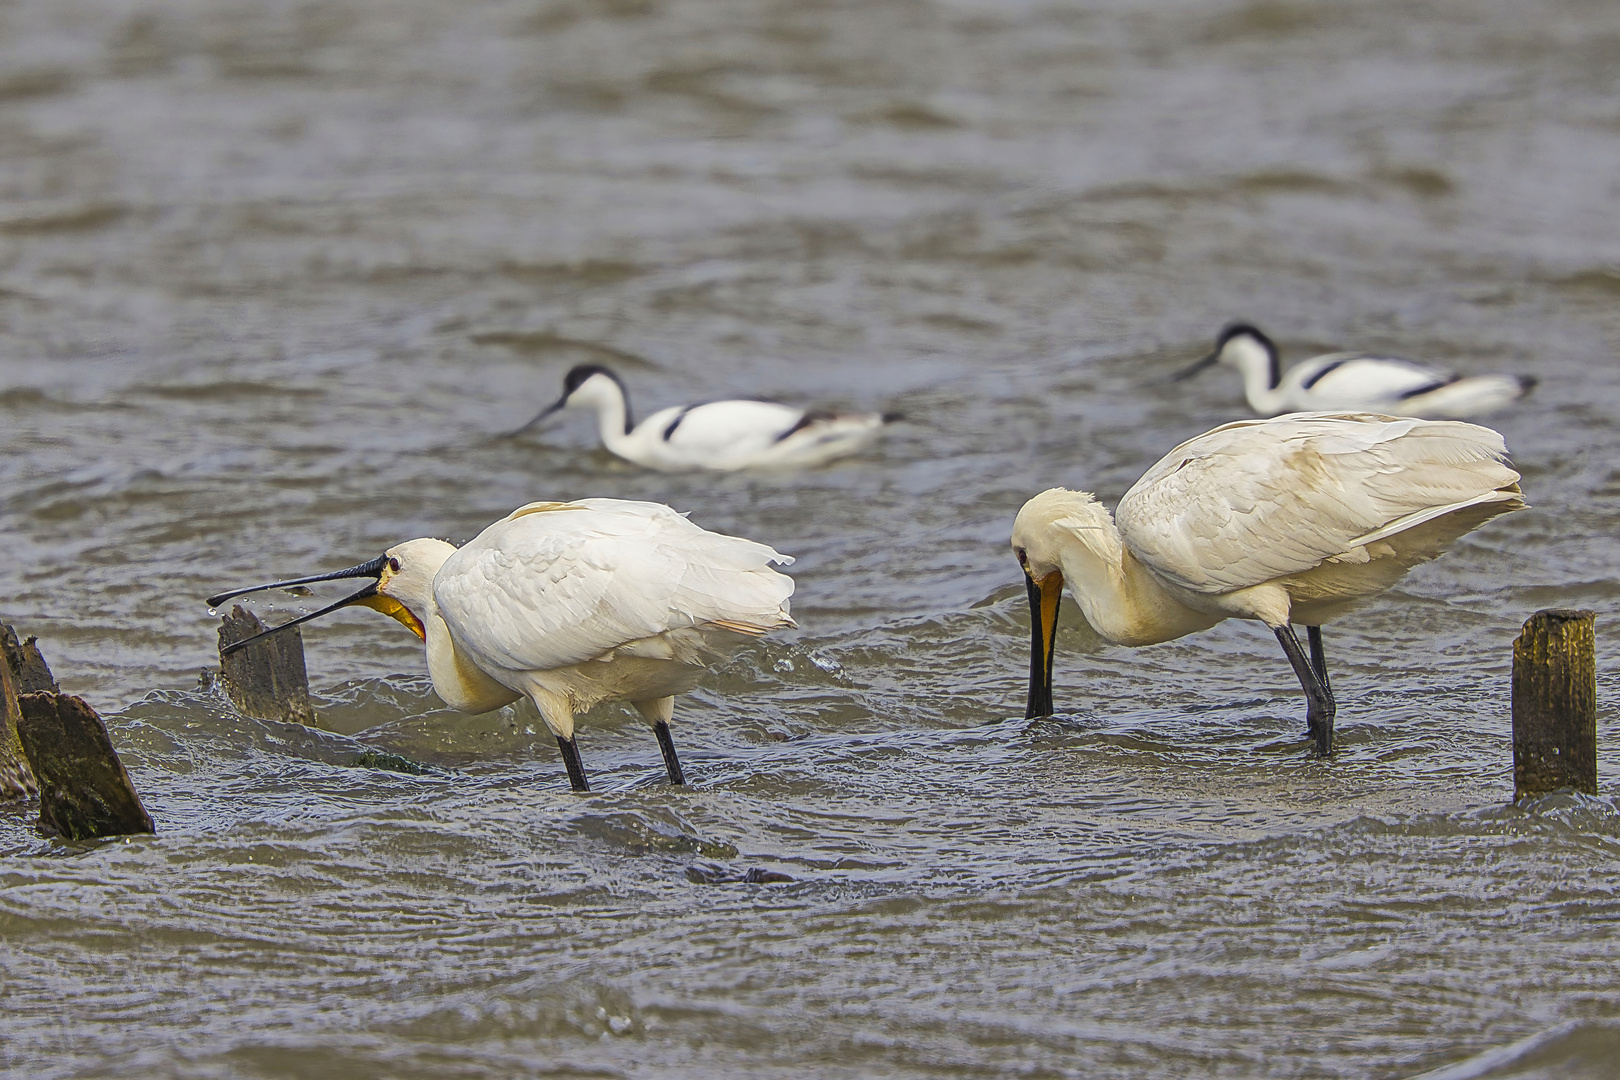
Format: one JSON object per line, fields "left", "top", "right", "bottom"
{"left": 1396, "top": 373, "right": 1462, "bottom": 400}
{"left": 1299, "top": 359, "right": 1352, "bottom": 390}
{"left": 774, "top": 409, "right": 835, "bottom": 443}
{"left": 662, "top": 405, "right": 698, "bottom": 441}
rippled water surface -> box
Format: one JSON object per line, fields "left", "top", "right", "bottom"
{"left": 3, "top": 0, "right": 1620, "bottom": 1076}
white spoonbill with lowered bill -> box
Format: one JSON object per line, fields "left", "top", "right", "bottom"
{"left": 1012, "top": 412, "right": 1524, "bottom": 754}
{"left": 1175, "top": 323, "right": 1536, "bottom": 418}
{"left": 514, "top": 363, "right": 899, "bottom": 471}
{"left": 209, "top": 498, "right": 796, "bottom": 792}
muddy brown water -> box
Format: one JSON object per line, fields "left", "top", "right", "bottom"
{"left": 2, "top": 1, "right": 1620, "bottom": 1077}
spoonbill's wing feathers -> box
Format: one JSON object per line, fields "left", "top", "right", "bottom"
{"left": 653, "top": 399, "right": 807, "bottom": 457}
{"left": 434, "top": 499, "right": 794, "bottom": 672}
{"left": 1291, "top": 354, "right": 1455, "bottom": 401}
{"left": 1116, "top": 413, "right": 1522, "bottom": 594}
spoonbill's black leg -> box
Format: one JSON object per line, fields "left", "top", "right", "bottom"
{"left": 1306, "top": 625, "right": 1334, "bottom": 703}
{"left": 1275, "top": 624, "right": 1335, "bottom": 756}
{"left": 653, "top": 720, "right": 687, "bottom": 785}
{"left": 556, "top": 734, "right": 591, "bottom": 792}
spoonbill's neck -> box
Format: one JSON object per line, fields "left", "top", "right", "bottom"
{"left": 1058, "top": 516, "right": 1218, "bottom": 647}
{"left": 382, "top": 540, "right": 522, "bottom": 715}
{"left": 420, "top": 604, "right": 523, "bottom": 715}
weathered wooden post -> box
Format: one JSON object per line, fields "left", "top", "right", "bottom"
{"left": 2, "top": 624, "right": 154, "bottom": 839}
{"left": 16, "top": 693, "right": 154, "bottom": 840}
{"left": 3, "top": 625, "right": 62, "bottom": 695}
{"left": 0, "top": 637, "right": 38, "bottom": 800}
{"left": 1, "top": 623, "right": 56, "bottom": 800}
{"left": 217, "top": 605, "right": 315, "bottom": 725}
{"left": 1512, "top": 608, "right": 1598, "bottom": 799}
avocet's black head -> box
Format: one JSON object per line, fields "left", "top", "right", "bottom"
{"left": 1214, "top": 322, "right": 1274, "bottom": 354}
{"left": 1173, "top": 321, "right": 1279, "bottom": 385}
{"left": 560, "top": 363, "right": 622, "bottom": 396}
{"left": 510, "top": 363, "right": 632, "bottom": 435}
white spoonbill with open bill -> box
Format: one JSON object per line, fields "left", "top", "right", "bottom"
{"left": 513, "top": 363, "right": 900, "bottom": 471}
{"left": 208, "top": 498, "right": 796, "bottom": 792}
{"left": 1175, "top": 323, "right": 1537, "bottom": 418}
{"left": 1012, "top": 413, "right": 1524, "bottom": 754}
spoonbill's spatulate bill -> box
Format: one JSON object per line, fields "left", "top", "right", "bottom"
{"left": 1175, "top": 323, "right": 1537, "bottom": 418}
{"left": 209, "top": 498, "right": 796, "bottom": 792}
{"left": 513, "top": 363, "right": 899, "bottom": 471}
{"left": 1012, "top": 412, "right": 1525, "bottom": 754}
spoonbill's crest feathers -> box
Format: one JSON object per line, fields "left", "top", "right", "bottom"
{"left": 433, "top": 499, "right": 795, "bottom": 675}
{"left": 1012, "top": 489, "right": 1122, "bottom": 578}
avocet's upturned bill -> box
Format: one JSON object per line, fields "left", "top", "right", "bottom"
{"left": 208, "top": 499, "right": 796, "bottom": 792}
{"left": 1175, "top": 323, "right": 1537, "bottom": 418}
{"left": 513, "top": 364, "right": 899, "bottom": 472}
{"left": 1012, "top": 412, "right": 1524, "bottom": 754}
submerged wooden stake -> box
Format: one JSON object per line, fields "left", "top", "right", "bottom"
{"left": 1512, "top": 608, "right": 1597, "bottom": 799}
{"left": 218, "top": 605, "right": 315, "bottom": 726}
{"left": 15, "top": 692, "right": 154, "bottom": 840}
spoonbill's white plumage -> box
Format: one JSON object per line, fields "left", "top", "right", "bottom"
{"left": 1012, "top": 412, "right": 1524, "bottom": 753}
{"left": 516, "top": 364, "right": 898, "bottom": 471}
{"left": 1176, "top": 323, "right": 1536, "bottom": 418}
{"left": 209, "top": 498, "right": 796, "bottom": 791}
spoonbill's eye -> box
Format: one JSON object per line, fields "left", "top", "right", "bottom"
{"left": 388, "top": 557, "right": 401, "bottom": 573}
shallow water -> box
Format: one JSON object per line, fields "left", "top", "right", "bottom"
{"left": 2, "top": 0, "right": 1620, "bottom": 1076}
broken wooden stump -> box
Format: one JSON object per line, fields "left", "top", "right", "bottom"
{"left": 2, "top": 625, "right": 155, "bottom": 838}
{"left": 217, "top": 605, "right": 315, "bottom": 725}
{"left": 3, "top": 624, "right": 60, "bottom": 695}
{"left": 15, "top": 692, "right": 154, "bottom": 840}
{"left": 1, "top": 621, "right": 54, "bottom": 800}
{"left": 0, "top": 634, "right": 38, "bottom": 800}
{"left": 1512, "top": 608, "right": 1598, "bottom": 800}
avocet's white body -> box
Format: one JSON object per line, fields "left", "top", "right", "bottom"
{"left": 1181, "top": 324, "right": 1536, "bottom": 418}
{"left": 520, "top": 365, "right": 896, "bottom": 471}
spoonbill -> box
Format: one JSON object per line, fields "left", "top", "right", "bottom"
{"left": 209, "top": 499, "right": 796, "bottom": 791}
{"left": 514, "top": 363, "right": 899, "bottom": 471}
{"left": 1012, "top": 412, "right": 1524, "bottom": 754}
{"left": 1175, "top": 323, "right": 1536, "bottom": 418}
